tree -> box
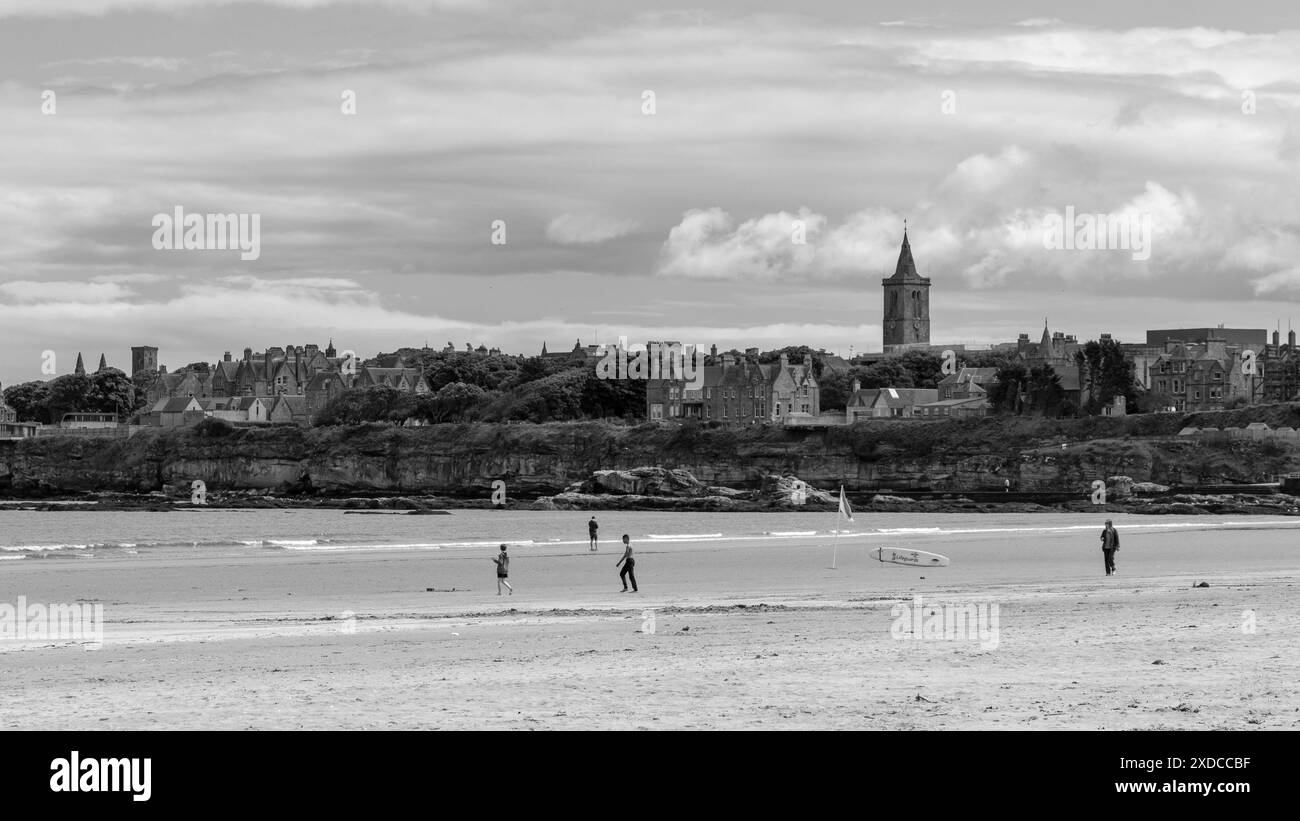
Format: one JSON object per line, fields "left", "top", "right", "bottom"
{"left": 897, "top": 350, "right": 944, "bottom": 389}
{"left": 1076, "top": 338, "right": 1138, "bottom": 414}
{"left": 579, "top": 370, "right": 645, "bottom": 419}
{"left": 2, "top": 381, "right": 52, "bottom": 423}
{"left": 759, "top": 346, "right": 823, "bottom": 377}
{"left": 818, "top": 370, "right": 855, "bottom": 411}
{"left": 184, "top": 362, "right": 211, "bottom": 373}
{"left": 853, "top": 360, "right": 914, "bottom": 390}
{"left": 987, "top": 362, "right": 1029, "bottom": 414}
{"left": 963, "top": 351, "right": 1015, "bottom": 370}
{"left": 1026, "top": 364, "right": 1064, "bottom": 415}
{"left": 85, "top": 368, "right": 136, "bottom": 418}
{"left": 45, "top": 373, "right": 92, "bottom": 423}
{"left": 314, "top": 385, "right": 407, "bottom": 425}
{"left": 417, "top": 382, "right": 489, "bottom": 423}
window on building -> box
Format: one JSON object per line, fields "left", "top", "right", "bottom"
{"left": 650, "top": 404, "right": 663, "bottom": 420}
{"left": 1193, "top": 390, "right": 1201, "bottom": 401}
{"left": 1212, "top": 371, "right": 1222, "bottom": 381}
{"left": 706, "top": 387, "right": 712, "bottom": 399}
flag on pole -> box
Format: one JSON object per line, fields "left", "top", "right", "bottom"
{"left": 838, "top": 486, "right": 853, "bottom": 523}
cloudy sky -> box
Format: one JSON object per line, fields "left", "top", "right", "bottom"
{"left": 1, "top": 0, "right": 1298, "bottom": 384}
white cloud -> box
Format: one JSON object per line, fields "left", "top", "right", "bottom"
{"left": 0, "top": 280, "right": 134, "bottom": 304}
{"left": 545, "top": 213, "right": 638, "bottom": 245}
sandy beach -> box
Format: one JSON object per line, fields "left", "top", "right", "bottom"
{"left": 2, "top": 512, "right": 1297, "bottom": 730}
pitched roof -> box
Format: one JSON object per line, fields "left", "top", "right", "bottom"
{"left": 153, "top": 397, "right": 201, "bottom": 413}
{"left": 271, "top": 395, "right": 309, "bottom": 414}
{"left": 873, "top": 388, "right": 938, "bottom": 407}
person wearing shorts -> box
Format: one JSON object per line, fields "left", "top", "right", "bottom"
{"left": 492, "top": 544, "right": 513, "bottom": 595}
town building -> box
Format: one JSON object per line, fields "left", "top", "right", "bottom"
{"left": 646, "top": 351, "right": 818, "bottom": 424}
{"left": 1149, "top": 335, "right": 1250, "bottom": 412}
{"left": 137, "top": 341, "right": 428, "bottom": 425}
{"left": 1258, "top": 329, "right": 1299, "bottom": 403}
{"left": 846, "top": 385, "right": 939, "bottom": 421}
{"left": 881, "top": 228, "right": 931, "bottom": 352}
{"left": 1016, "top": 323, "right": 1083, "bottom": 407}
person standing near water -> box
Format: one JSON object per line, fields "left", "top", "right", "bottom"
{"left": 492, "top": 544, "right": 513, "bottom": 595}
{"left": 616, "top": 534, "right": 637, "bottom": 592}
{"left": 1100, "top": 520, "right": 1119, "bottom": 576}
{"left": 588, "top": 516, "right": 599, "bottom": 552}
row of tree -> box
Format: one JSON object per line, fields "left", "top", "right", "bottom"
{"left": 2, "top": 369, "right": 140, "bottom": 424}
{"left": 314, "top": 355, "right": 646, "bottom": 425}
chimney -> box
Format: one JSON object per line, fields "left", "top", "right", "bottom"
{"left": 1290, "top": 330, "right": 1297, "bottom": 348}
{"left": 710, "top": 344, "right": 718, "bottom": 357}
{"left": 1273, "top": 330, "right": 1280, "bottom": 346}
{"left": 243, "top": 347, "right": 252, "bottom": 362}
{"left": 779, "top": 352, "right": 789, "bottom": 367}
{"left": 223, "top": 351, "right": 232, "bottom": 362}
{"left": 159, "top": 365, "right": 167, "bottom": 375}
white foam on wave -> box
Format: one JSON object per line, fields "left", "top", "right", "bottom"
{"left": 646, "top": 533, "right": 723, "bottom": 540}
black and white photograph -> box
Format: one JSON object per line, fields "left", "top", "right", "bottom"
{"left": 0, "top": 0, "right": 1294, "bottom": 799}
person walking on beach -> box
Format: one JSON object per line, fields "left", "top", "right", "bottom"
{"left": 616, "top": 534, "right": 637, "bottom": 592}
{"left": 588, "top": 516, "right": 599, "bottom": 552}
{"left": 1100, "top": 520, "right": 1120, "bottom": 576}
{"left": 492, "top": 544, "right": 513, "bottom": 595}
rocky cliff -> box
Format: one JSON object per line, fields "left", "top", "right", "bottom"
{"left": 1, "top": 413, "right": 1297, "bottom": 500}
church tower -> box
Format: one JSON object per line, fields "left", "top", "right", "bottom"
{"left": 881, "top": 226, "right": 931, "bottom": 350}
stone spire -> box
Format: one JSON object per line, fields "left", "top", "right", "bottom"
{"left": 74, "top": 353, "right": 86, "bottom": 375}
{"left": 886, "top": 225, "right": 925, "bottom": 282}
{"left": 97, "top": 353, "right": 108, "bottom": 372}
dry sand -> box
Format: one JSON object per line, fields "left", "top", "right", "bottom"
{"left": 3, "top": 522, "right": 1298, "bottom": 730}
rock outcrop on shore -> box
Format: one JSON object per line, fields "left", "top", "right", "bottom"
{"left": 1, "top": 412, "right": 1297, "bottom": 514}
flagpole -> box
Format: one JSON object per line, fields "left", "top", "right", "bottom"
{"left": 832, "top": 485, "right": 841, "bottom": 569}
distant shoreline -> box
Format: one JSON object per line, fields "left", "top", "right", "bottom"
{"left": 1, "top": 491, "right": 1297, "bottom": 516}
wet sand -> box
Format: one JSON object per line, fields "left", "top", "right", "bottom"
{"left": 3, "top": 520, "right": 1298, "bottom": 729}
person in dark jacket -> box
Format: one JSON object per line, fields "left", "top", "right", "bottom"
{"left": 588, "top": 516, "right": 599, "bottom": 552}
{"left": 1100, "top": 520, "right": 1120, "bottom": 576}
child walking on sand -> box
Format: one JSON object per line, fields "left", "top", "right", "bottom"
{"left": 492, "top": 544, "right": 513, "bottom": 595}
